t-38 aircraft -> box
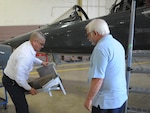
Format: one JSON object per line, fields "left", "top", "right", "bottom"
{"left": 1, "top": 0, "right": 150, "bottom": 54}
{"left": 0, "top": 0, "right": 150, "bottom": 98}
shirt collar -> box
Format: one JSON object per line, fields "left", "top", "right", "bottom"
{"left": 98, "top": 34, "right": 112, "bottom": 44}
{"left": 27, "top": 41, "right": 36, "bottom": 55}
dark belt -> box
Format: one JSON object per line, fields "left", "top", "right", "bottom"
{"left": 3, "top": 73, "right": 16, "bottom": 86}
{"left": 3, "top": 73, "right": 29, "bottom": 93}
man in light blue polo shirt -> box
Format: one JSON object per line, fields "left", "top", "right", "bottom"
{"left": 84, "top": 19, "right": 128, "bottom": 113}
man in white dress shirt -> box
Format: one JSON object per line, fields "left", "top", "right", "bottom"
{"left": 2, "top": 31, "right": 49, "bottom": 113}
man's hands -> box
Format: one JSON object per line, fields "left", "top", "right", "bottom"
{"left": 84, "top": 98, "right": 92, "bottom": 111}
{"left": 41, "top": 61, "right": 49, "bottom": 66}
{"left": 84, "top": 78, "right": 103, "bottom": 111}
{"left": 29, "top": 87, "right": 37, "bottom": 95}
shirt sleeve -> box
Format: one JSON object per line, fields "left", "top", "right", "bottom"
{"left": 91, "top": 48, "right": 108, "bottom": 79}
{"left": 34, "top": 57, "right": 43, "bottom": 65}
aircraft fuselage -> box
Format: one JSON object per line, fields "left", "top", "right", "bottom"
{"left": 2, "top": 6, "right": 150, "bottom": 54}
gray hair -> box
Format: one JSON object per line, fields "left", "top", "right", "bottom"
{"left": 85, "top": 19, "right": 110, "bottom": 35}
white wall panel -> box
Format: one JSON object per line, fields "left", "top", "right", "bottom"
{"left": 0, "top": 0, "right": 115, "bottom": 26}
{"left": 0, "top": 0, "right": 77, "bottom": 25}
{"left": 82, "top": 0, "right": 115, "bottom": 19}
{"left": 106, "top": 0, "right": 117, "bottom": 14}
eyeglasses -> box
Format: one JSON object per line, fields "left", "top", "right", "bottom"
{"left": 86, "top": 31, "right": 93, "bottom": 37}
{"left": 37, "top": 40, "right": 45, "bottom": 47}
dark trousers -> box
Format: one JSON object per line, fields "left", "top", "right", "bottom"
{"left": 92, "top": 102, "right": 125, "bottom": 113}
{"left": 2, "top": 74, "right": 29, "bottom": 113}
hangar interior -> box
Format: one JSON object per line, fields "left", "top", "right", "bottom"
{"left": 0, "top": 0, "right": 150, "bottom": 113}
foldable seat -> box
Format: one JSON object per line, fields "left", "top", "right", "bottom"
{"left": 28, "top": 62, "right": 66, "bottom": 96}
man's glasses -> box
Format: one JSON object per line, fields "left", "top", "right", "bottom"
{"left": 37, "top": 40, "right": 45, "bottom": 47}
{"left": 85, "top": 31, "right": 93, "bottom": 37}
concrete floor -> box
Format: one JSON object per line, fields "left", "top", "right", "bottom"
{"left": 0, "top": 59, "right": 150, "bottom": 113}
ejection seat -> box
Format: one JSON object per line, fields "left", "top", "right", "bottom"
{"left": 28, "top": 62, "right": 66, "bottom": 96}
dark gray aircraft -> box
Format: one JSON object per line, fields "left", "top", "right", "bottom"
{"left": 1, "top": 0, "right": 150, "bottom": 54}
{"left": 1, "top": 0, "right": 150, "bottom": 105}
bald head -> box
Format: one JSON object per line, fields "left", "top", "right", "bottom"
{"left": 30, "top": 31, "right": 45, "bottom": 41}
{"left": 30, "top": 31, "right": 46, "bottom": 52}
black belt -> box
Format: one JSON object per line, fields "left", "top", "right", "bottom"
{"left": 3, "top": 73, "right": 29, "bottom": 93}
{"left": 3, "top": 73, "right": 16, "bottom": 86}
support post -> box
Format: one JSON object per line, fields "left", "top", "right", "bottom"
{"left": 124, "top": 0, "right": 136, "bottom": 113}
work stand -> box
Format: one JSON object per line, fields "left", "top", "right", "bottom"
{"left": 127, "top": 51, "right": 150, "bottom": 113}
{"left": 0, "top": 44, "right": 12, "bottom": 110}
{"left": 125, "top": 0, "right": 150, "bottom": 113}
{"left": 0, "top": 71, "right": 8, "bottom": 109}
